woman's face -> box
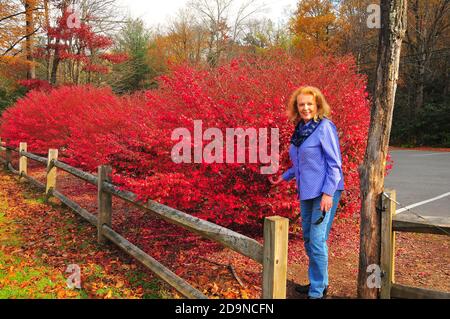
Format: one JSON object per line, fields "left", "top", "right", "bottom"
{"left": 297, "top": 93, "right": 318, "bottom": 123}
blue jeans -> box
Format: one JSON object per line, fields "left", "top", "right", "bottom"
{"left": 300, "top": 190, "right": 342, "bottom": 298}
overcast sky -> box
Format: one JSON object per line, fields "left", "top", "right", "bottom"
{"left": 116, "top": 0, "right": 297, "bottom": 28}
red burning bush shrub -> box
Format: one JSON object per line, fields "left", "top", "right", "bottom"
{"left": 17, "top": 79, "right": 53, "bottom": 92}
{"left": 1, "top": 86, "right": 127, "bottom": 158}
{"left": 0, "top": 52, "right": 371, "bottom": 232}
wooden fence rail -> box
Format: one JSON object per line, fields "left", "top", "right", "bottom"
{"left": 0, "top": 139, "right": 289, "bottom": 299}
{"left": 52, "top": 159, "right": 98, "bottom": 185}
{"left": 380, "top": 189, "right": 450, "bottom": 299}
{"left": 393, "top": 214, "right": 450, "bottom": 236}
{"left": 101, "top": 181, "right": 265, "bottom": 264}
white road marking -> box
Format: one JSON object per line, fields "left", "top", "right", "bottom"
{"left": 397, "top": 192, "right": 450, "bottom": 213}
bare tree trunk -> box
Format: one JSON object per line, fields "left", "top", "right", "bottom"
{"left": 50, "top": 0, "right": 72, "bottom": 85}
{"left": 50, "top": 42, "right": 61, "bottom": 85}
{"left": 444, "top": 61, "right": 450, "bottom": 97}
{"left": 415, "top": 57, "right": 425, "bottom": 113}
{"left": 25, "top": 0, "right": 36, "bottom": 79}
{"left": 358, "top": 0, "right": 407, "bottom": 299}
{"left": 44, "top": 0, "right": 51, "bottom": 81}
{"left": 406, "top": 1, "right": 449, "bottom": 119}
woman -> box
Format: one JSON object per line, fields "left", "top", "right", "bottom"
{"left": 270, "top": 86, "right": 345, "bottom": 299}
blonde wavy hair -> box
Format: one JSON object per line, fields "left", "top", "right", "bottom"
{"left": 287, "top": 86, "right": 331, "bottom": 124}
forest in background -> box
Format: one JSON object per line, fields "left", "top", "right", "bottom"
{"left": 0, "top": 0, "right": 449, "bottom": 147}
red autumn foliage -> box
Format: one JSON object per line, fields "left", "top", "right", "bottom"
{"left": 0, "top": 52, "right": 371, "bottom": 233}
{"left": 17, "top": 79, "right": 53, "bottom": 92}
{"left": 98, "top": 53, "right": 129, "bottom": 64}
{"left": 42, "top": 8, "right": 127, "bottom": 78}
{"left": 82, "top": 64, "right": 110, "bottom": 74}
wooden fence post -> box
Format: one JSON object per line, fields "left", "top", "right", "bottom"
{"left": 0, "top": 138, "right": 6, "bottom": 169}
{"left": 5, "top": 145, "right": 11, "bottom": 170}
{"left": 380, "top": 189, "right": 396, "bottom": 299}
{"left": 97, "top": 165, "right": 112, "bottom": 244}
{"left": 46, "top": 149, "right": 58, "bottom": 199}
{"left": 262, "top": 216, "right": 289, "bottom": 299}
{"left": 19, "top": 142, "right": 27, "bottom": 179}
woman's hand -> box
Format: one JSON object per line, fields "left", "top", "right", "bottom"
{"left": 321, "top": 194, "right": 333, "bottom": 213}
{"left": 269, "top": 175, "right": 284, "bottom": 185}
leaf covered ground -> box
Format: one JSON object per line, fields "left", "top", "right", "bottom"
{"left": 0, "top": 166, "right": 449, "bottom": 299}
{"left": 0, "top": 170, "right": 174, "bottom": 299}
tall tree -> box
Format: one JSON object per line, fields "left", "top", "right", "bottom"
{"left": 403, "top": 0, "right": 449, "bottom": 114}
{"left": 242, "top": 18, "right": 293, "bottom": 52}
{"left": 188, "top": 0, "right": 264, "bottom": 66}
{"left": 1, "top": 0, "right": 41, "bottom": 106}
{"left": 78, "top": 0, "right": 125, "bottom": 34}
{"left": 358, "top": 0, "right": 408, "bottom": 299}
{"left": 168, "top": 9, "right": 209, "bottom": 65}
{"left": 335, "top": 0, "right": 380, "bottom": 72}
{"left": 0, "top": 0, "right": 39, "bottom": 57}
{"left": 290, "top": 0, "right": 338, "bottom": 58}
{"left": 41, "top": 0, "right": 126, "bottom": 85}
{"left": 24, "top": 0, "right": 37, "bottom": 79}
{"left": 110, "top": 18, "right": 151, "bottom": 93}
{"left": 49, "top": 0, "right": 69, "bottom": 85}
{"left": 46, "top": 3, "right": 126, "bottom": 85}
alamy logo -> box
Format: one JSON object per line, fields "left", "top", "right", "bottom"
{"left": 367, "top": 4, "right": 381, "bottom": 29}
{"left": 171, "top": 120, "right": 280, "bottom": 175}
{"left": 366, "top": 264, "right": 382, "bottom": 289}
{"left": 66, "top": 264, "right": 81, "bottom": 289}
{"left": 66, "top": 6, "right": 81, "bottom": 29}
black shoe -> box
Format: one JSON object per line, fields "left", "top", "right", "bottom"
{"left": 295, "top": 284, "right": 328, "bottom": 297}
{"left": 295, "top": 283, "right": 311, "bottom": 294}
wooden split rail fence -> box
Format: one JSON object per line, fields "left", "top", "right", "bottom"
{"left": 0, "top": 139, "right": 289, "bottom": 299}
{"left": 380, "top": 189, "right": 450, "bottom": 299}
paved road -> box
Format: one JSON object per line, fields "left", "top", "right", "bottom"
{"left": 385, "top": 150, "right": 450, "bottom": 218}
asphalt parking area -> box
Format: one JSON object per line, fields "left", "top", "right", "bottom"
{"left": 385, "top": 150, "right": 450, "bottom": 218}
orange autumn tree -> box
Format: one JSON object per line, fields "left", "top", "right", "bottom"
{"left": 290, "top": 0, "right": 338, "bottom": 58}
{"left": 0, "top": 0, "right": 41, "bottom": 71}
{"left": 1, "top": 1, "right": 25, "bottom": 57}
{"left": 334, "top": 0, "right": 380, "bottom": 67}
{"left": 1, "top": 1, "right": 23, "bottom": 84}
{"left": 147, "top": 10, "right": 209, "bottom": 71}
{"left": 1, "top": 0, "right": 42, "bottom": 107}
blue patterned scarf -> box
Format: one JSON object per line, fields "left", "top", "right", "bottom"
{"left": 291, "top": 119, "right": 322, "bottom": 147}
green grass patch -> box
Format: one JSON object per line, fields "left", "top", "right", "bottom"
{"left": 126, "top": 270, "right": 166, "bottom": 299}
{"left": 0, "top": 182, "right": 168, "bottom": 299}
